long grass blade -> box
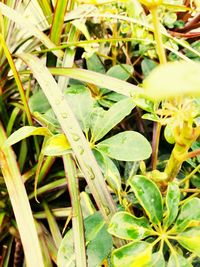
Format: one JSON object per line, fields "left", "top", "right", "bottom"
{"left": 0, "top": 34, "right": 32, "bottom": 125}
{"left": 0, "top": 122, "right": 44, "bottom": 267}
{"left": 19, "top": 53, "right": 116, "bottom": 222}
{"left": 43, "top": 202, "right": 62, "bottom": 249}
{"left": 63, "top": 154, "right": 87, "bottom": 267}
{"left": 51, "top": 67, "right": 141, "bottom": 97}
{"left": 0, "top": 2, "right": 63, "bottom": 58}
{"left": 50, "top": 0, "right": 68, "bottom": 45}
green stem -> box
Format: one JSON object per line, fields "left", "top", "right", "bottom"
{"left": 179, "top": 193, "right": 199, "bottom": 206}
{"left": 151, "top": 122, "right": 162, "bottom": 170}
{"left": 164, "top": 125, "right": 200, "bottom": 181}
{"left": 180, "top": 188, "right": 200, "bottom": 193}
{"left": 150, "top": 7, "right": 166, "bottom": 169}
{"left": 150, "top": 7, "right": 166, "bottom": 64}
{"left": 182, "top": 148, "right": 200, "bottom": 161}
{"left": 179, "top": 163, "right": 200, "bottom": 186}
{"left": 63, "top": 154, "right": 87, "bottom": 267}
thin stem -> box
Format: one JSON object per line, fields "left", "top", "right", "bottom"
{"left": 183, "top": 148, "right": 200, "bottom": 161}
{"left": 179, "top": 192, "right": 199, "bottom": 206}
{"left": 151, "top": 236, "right": 161, "bottom": 247}
{"left": 63, "top": 154, "right": 87, "bottom": 267}
{"left": 150, "top": 6, "right": 166, "bottom": 169}
{"left": 179, "top": 163, "right": 200, "bottom": 185}
{"left": 159, "top": 239, "right": 164, "bottom": 253}
{"left": 164, "top": 238, "right": 176, "bottom": 255}
{"left": 180, "top": 188, "right": 200, "bottom": 193}
{"left": 150, "top": 7, "right": 167, "bottom": 64}
{"left": 151, "top": 122, "right": 162, "bottom": 170}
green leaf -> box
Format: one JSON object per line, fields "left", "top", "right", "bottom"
{"left": 96, "top": 131, "right": 152, "bottom": 161}
{"left": 57, "top": 213, "right": 112, "bottom": 267}
{"left": 141, "top": 58, "right": 158, "bottom": 78}
{"left": 164, "top": 182, "right": 180, "bottom": 228}
{"left": 91, "top": 98, "right": 135, "bottom": 143}
{"left": 29, "top": 88, "right": 51, "bottom": 113}
{"left": 4, "top": 126, "right": 52, "bottom": 147}
{"left": 108, "top": 211, "right": 151, "bottom": 240}
{"left": 93, "top": 149, "right": 121, "bottom": 193}
{"left": 64, "top": 85, "right": 94, "bottom": 133}
{"left": 151, "top": 252, "right": 165, "bottom": 267}
{"left": 129, "top": 175, "right": 163, "bottom": 224}
{"left": 177, "top": 227, "right": 200, "bottom": 256}
{"left": 174, "top": 198, "right": 200, "bottom": 232}
{"left": 86, "top": 53, "right": 106, "bottom": 74}
{"left": 106, "top": 64, "right": 133, "bottom": 81}
{"left": 111, "top": 241, "right": 152, "bottom": 267}
{"left": 42, "top": 134, "right": 71, "bottom": 156}
{"left": 85, "top": 212, "right": 113, "bottom": 267}
{"left": 57, "top": 229, "right": 75, "bottom": 267}
{"left": 143, "top": 61, "right": 200, "bottom": 100}
{"left": 167, "top": 253, "right": 192, "bottom": 267}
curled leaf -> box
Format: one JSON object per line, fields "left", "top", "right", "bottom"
{"left": 4, "top": 126, "right": 52, "bottom": 147}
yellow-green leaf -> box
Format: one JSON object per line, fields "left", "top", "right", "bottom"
{"left": 174, "top": 198, "right": 200, "bottom": 232}
{"left": 143, "top": 61, "right": 200, "bottom": 100}
{"left": 177, "top": 227, "right": 200, "bottom": 256}
{"left": 111, "top": 241, "right": 152, "bottom": 267}
{"left": 129, "top": 175, "right": 163, "bottom": 224}
{"left": 108, "top": 211, "right": 151, "bottom": 240}
{"left": 5, "top": 126, "right": 52, "bottom": 147}
{"left": 164, "top": 182, "right": 180, "bottom": 229}
{"left": 167, "top": 253, "right": 192, "bottom": 267}
{"left": 42, "top": 134, "right": 71, "bottom": 156}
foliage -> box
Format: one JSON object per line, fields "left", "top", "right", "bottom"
{"left": 0, "top": 0, "right": 200, "bottom": 266}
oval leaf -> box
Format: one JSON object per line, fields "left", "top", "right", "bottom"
{"left": 164, "top": 182, "right": 180, "bottom": 229}
{"left": 96, "top": 131, "right": 152, "bottom": 161}
{"left": 129, "top": 175, "right": 163, "bottom": 224}
{"left": 167, "top": 253, "right": 192, "bottom": 267}
{"left": 42, "top": 134, "right": 71, "bottom": 156}
{"left": 174, "top": 198, "right": 200, "bottom": 232}
{"left": 151, "top": 252, "right": 165, "bottom": 267}
{"left": 58, "top": 212, "right": 112, "bottom": 267}
{"left": 111, "top": 241, "right": 152, "bottom": 267}
{"left": 64, "top": 85, "right": 94, "bottom": 133}
{"left": 93, "top": 149, "right": 121, "bottom": 193}
{"left": 177, "top": 227, "right": 200, "bottom": 257}
{"left": 85, "top": 212, "right": 113, "bottom": 267}
{"left": 4, "top": 126, "right": 52, "bottom": 147}
{"left": 106, "top": 64, "right": 133, "bottom": 81}
{"left": 57, "top": 229, "right": 75, "bottom": 267}
{"left": 92, "top": 98, "right": 135, "bottom": 143}
{"left": 143, "top": 61, "right": 200, "bottom": 100}
{"left": 108, "top": 211, "right": 151, "bottom": 240}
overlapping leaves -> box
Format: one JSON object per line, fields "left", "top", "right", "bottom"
{"left": 108, "top": 176, "right": 200, "bottom": 266}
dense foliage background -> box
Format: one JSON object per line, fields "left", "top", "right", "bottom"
{"left": 0, "top": 0, "right": 200, "bottom": 266}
